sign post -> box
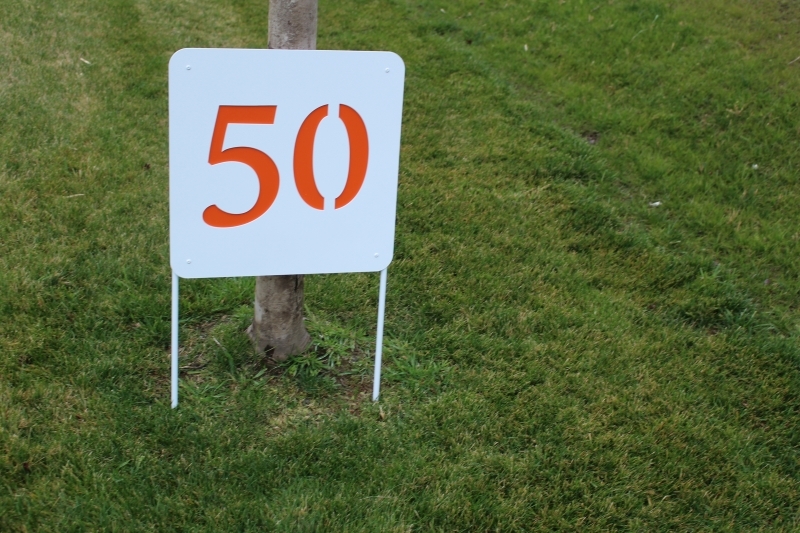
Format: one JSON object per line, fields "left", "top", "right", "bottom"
{"left": 171, "top": 271, "right": 179, "bottom": 408}
{"left": 372, "top": 268, "right": 388, "bottom": 401}
{"left": 168, "top": 49, "right": 405, "bottom": 407}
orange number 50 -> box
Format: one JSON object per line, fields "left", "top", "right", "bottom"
{"left": 203, "top": 104, "right": 369, "bottom": 228}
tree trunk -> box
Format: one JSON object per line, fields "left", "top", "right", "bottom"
{"left": 250, "top": 274, "right": 310, "bottom": 359}
{"left": 248, "top": 0, "right": 317, "bottom": 361}
{"left": 267, "top": 0, "right": 317, "bottom": 50}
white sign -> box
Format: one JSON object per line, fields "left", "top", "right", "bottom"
{"left": 167, "top": 48, "right": 405, "bottom": 407}
{"left": 169, "top": 48, "right": 405, "bottom": 278}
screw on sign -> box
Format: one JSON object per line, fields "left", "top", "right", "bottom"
{"left": 168, "top": 49, "right": 405, "bottom": 408}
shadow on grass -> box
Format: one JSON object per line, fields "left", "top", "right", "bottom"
{"left": 178, "top": 305, "right": 449, "bottom": 403}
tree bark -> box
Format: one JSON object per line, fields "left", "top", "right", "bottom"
{"left": 248, "top": 0, "right": 317, "bottom": 361}
{"left": 250, "top": 274, "right": 309, "bottom": 359}
{"left": 267, "top": 0, "right": 317, "bottom": 50}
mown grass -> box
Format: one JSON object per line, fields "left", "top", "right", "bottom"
{"left": 1, "top": 0, "right": 799, "bottom": 530}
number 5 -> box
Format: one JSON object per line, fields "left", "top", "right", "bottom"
{"left": 203, "top": 106, "right": 279, "bottom": 228}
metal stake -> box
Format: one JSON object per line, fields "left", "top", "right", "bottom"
{"left": 372, "top": 267, "right": 388, "bottom": 401}
{"left": 171, "top": 270, "right": 179, "bottom": 408}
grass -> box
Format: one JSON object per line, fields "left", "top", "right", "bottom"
{"left": 1, "top": 0, "right": 799, "bottom": 530}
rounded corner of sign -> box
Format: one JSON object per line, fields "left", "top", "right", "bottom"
{"left": 170, "top": 262, "right": 189, "bottom": 279}
{"left": 169, "top": 48, "right": 188, "bottom": 63}
{"left": 385, "top": 52, "right": 406, "bottom": 73}
{"left": 375, "top": 254, "right": 394, "bottom": 272}
{"left": 168, "top": 48, "right": 194, "bottom": 70}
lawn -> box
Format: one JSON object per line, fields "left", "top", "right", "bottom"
{"left": 1, "top": 0, "right": 799, "bottom": 530}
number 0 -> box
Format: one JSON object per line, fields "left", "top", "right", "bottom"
{"left": 294, "top": 104, "right": 369, "bottom": 210}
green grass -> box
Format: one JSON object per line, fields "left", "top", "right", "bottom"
{"left": 2, "top": 0, "right": 799, "bottom": 530}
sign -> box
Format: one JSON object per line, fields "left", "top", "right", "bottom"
{"left": 167, "top": 48, "right": 405, "bottom": 407}
{"left": 169, "top": 48, "right": 405, "bottom": 278}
